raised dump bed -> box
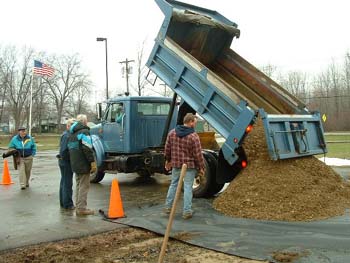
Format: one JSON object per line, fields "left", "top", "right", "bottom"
{"left": 147, "top": 0, "right": 327, "bottom": 181}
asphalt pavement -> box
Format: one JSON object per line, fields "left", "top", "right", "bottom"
{"left": 0, "top": 151, "right": 170, "bottom": 251}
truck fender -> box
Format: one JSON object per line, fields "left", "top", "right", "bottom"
{"left": 216, "top": 147, "right": 247, "bottom": 184}
{"left": 193, "top": 150, "right": 224, "bottom": 198}
{"left": 91, "top": 134, "right": 105, "bottom": 168}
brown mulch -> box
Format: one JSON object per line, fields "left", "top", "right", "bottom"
{"left": 272, "top": 250, "right": 309, "bottom": 263}
{"left": 0, "top": 228, "right": 265, "bottom": 263}
{"left": 213, "top": 119, "right": 350, "bottom": 221}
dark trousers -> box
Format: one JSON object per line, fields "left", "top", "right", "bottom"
{"left": 59, "top": 160, "right": 74, "bottom": 208}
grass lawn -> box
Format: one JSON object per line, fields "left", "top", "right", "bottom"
{"left": 0, "top": 134, "right": 60, "bottom": 151}
{"left": 325, "top": 134, "right": 350, "bottom": 142}
{"left": 317, "top": 134, "right": 350, "bottom": 159}
{"left": 319, "top": 143, "right": 350, "bottom": 159}
{"left": 32, "top": 135, "right": 60, "bottom": 151}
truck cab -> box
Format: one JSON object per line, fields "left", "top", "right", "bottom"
{"left": 90, "top": 96, "right": 177, "bottom": 182}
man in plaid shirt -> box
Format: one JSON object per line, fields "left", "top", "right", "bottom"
{"left": 164, "top": 113, "right": 205, "bottom": 219}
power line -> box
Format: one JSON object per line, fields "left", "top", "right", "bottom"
{"left": 300, "top": 95, "right": 350, "bottom": 99}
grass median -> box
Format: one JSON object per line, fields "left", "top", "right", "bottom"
{"left": 0, "top": 134, "right": 60, "bottom": 151}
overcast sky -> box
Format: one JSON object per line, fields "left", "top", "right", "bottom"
{"left": 1, "top": 0, "right": 349, "bottom": 102}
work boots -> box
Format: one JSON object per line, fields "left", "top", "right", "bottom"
{"left": 163, "top": 207, "right": 171, "bottom": 214}
{"left": 76, "top": 208, "right": 94, "bottom": 216}
{"left": 182, "top": 212, "right": 193, "bottom": 220}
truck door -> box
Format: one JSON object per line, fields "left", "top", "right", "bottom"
{"left": 102, "top": 103, "right": 125, "bottom": 152}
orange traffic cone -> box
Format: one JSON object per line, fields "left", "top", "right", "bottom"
{"left": 108, "top": 179, "right": 125, "bottom": 219}
{"left": 0, "top": 159, "right": 14, "bottom": 185}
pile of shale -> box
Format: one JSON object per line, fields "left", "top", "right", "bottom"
{"left": 213, "top": 119, "right": 350, "bottom": 221}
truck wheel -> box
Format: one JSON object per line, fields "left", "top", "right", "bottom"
{"left": 90, "top": 150, "right": 105, "bottom": 183}
{"left": 205, "top": 152, "right": 225, "bottom": 197}
{"left": 90, "top": 170, "right": 106, "bottom": 183}
{"left": 137, "top": 169, "right": 154, "bottom": 178}
{"left": 193, "top": 152, "right": 224, "bottom": 198}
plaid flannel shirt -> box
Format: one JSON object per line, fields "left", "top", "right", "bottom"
{"left": 165, "top": 129, "right": 205, "bottom": 170}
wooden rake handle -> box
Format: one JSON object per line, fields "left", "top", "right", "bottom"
{"left": 158, "top": 163, "right": 187, "bottom": 263}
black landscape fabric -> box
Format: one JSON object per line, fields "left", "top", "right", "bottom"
{"left": 108, "top": 199, "right": 350, "bottom": 263}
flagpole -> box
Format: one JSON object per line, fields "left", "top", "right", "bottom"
{"left": 29, "top": 71, "right": 33, "bottom": 136}
{"left": 31, "top": 60, "right": 54, "bottom": 136}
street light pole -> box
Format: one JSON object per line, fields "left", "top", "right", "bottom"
{"left": 97, "top": 37, "right": 109, "bottom": 100}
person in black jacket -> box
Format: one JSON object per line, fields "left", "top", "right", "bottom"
{"left": 57, "top": 118, "right": 75, "bottom": 210}
{"left": 68, "top": 114, "right": 97, "bottom": 216}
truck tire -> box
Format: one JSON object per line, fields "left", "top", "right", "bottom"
{"left": 205, "top": 152, "right": 225, "bottom": 197}
{"left": 90, "top": 170, "right": 106, "bottom": 183}
{"left": 193, "top": 151, "right": 224, "bottom": 198}
{"left": 137, "top": 169, "right": 154, "bottom": 178}
{"left": 90, "top": 150, "right": 105, "bottom": 183}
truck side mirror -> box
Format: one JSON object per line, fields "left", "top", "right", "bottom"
{"left": 96, "top": 103, "right": 102, "bottom": 120}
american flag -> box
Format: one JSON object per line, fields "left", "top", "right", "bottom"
{"left": 33, "top": 60, "right": 55, "bottom": 77}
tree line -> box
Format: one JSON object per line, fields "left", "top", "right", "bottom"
{"left": 0, "top": 45, "right": 93, "bottom": 133}
{"left": 261, "top": 52, "right": 350, "bottom": 131}
{"left": 1, "top": 44, "right": 349, "bottom": 133}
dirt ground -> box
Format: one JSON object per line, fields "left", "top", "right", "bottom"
{"left": 0, "top": 227, "right": 266, "bottom": 263}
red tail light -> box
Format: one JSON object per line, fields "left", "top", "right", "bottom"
{"left": 241, "top": 160, "right": 247, "bottom": 168}
{"left": 245, "top": 125, "right": 253, "bottom": 133}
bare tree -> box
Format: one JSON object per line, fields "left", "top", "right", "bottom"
{"left": 2, "top": 46, "right": 34, "bottom": 130}
{"left": 328, "top": 60, "right": 342, "bottom": 118}
{"left": 310, "top": 73, "right": 330, "bottom": 119}
{"left": 44, "top": 54, "right": 91, "bottom": 132}
{"left": 260, "top": 63, "right": 277, "bottom": 78}
{"left": 135, "top": 39, "right": 147, "bottom": 96}
{"left": 309, "top": 57, "right": 349, "bottom": 131}
{"left": 343, "top": 52, "right": 350, "bottom": 114}
{"left": 279, "top": 71, "right": 308, "bottom": 99}
{"left": 0, "top": 46, "right": 7, "bottom": 123}
{"left": 31, "top": 77, "right": 51, "bottom": 133}
{"left": 65, "top": 84, "right": 91, "bottom": 117}
{"left": 158, "top": 83, "right": 173, "bottom": 97}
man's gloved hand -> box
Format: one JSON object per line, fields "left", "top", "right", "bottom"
{"left": 2, "top": 153, "right": 5, "bottom": 159}
{"left": 165, "top": 160, "right": 172, "bottom": 171}
{"left": 90, "top": 161, "right": 97, "bottom": 174}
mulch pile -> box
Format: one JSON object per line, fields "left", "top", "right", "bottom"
{"left": 213, "top": 119, "right": 350, "bottom": 221}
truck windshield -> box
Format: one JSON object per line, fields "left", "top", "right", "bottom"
{"left": 137, "top": 102, "right": 170, "bottom": 115}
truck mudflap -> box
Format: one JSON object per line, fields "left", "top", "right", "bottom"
{"left": 259, "top": 109, "right": 327, "bottom": 160}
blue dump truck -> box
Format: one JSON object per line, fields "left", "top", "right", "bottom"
{"left": 90, "top": 0, "right": 327, "bottom": 197}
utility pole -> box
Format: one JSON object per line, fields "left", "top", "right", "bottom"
{"left": 159, "top": 83, "right": 167, "bottom": 96}
{"left": 96, "top": 37, "right": 109, "bottom": 100}
{"left": 119, "top": 58, "right": 134, "bottom": 96}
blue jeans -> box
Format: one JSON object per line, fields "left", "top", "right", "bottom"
{"left": 165, "top": 168, "right": 197, "bottom": 214}
{"left": 59, "top": 160, "right": 74, "bottom": 208}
